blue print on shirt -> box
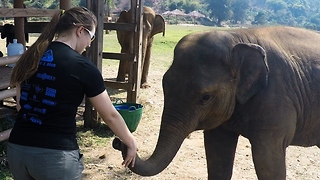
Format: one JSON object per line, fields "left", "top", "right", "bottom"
{"left": 34, "top": 107, "right": 47, "bottom": 114}
{"left": 42, "top": 99, "right": 57, "bottom": 106}
{"left": 39, "top": 61, "right": 56, "bottom": 67}
{"left": 41, "top": 49, "right": 54, "bottom": 62}
{"left": 34, "top": 85, "right": 43, "bottom": 93}
{"left": 20, "top": 91, "right": 28, "bottom": 100}
{"left": 30, "top": 116, "right": 42, "bottom": 125}
{"left": 45, "top": 87, "right": 56, "bottom": 98}
{"left": 23, "top": 104, "right": 32, "bottom": 110}
{"left": 21, "top": 83, "right": 31, "bottom": 90}
{"left": 37, "top": 73, "right": 56, "bottom": 81}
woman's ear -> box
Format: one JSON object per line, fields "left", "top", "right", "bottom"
{"left": 75, "top": 26, "right": 82, "bottom": 37}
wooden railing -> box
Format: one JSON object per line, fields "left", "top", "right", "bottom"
{"left": 0, "top": 55, "right": 21, "bottom": 101}
{"left": 0, "top": 8, "right": 59, "bottom": 18}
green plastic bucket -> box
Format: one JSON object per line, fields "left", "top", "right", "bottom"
{"left": 113, "top": 100, "right": 143, "bottom": 132}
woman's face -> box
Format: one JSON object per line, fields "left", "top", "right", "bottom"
{"left": 75, "top": 25, "right": 96, "bottom": 54}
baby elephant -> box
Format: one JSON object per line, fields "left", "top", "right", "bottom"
{"left": 116, "top": 6, "right": 165, "bottom": 88}
{"left": 114, "top": 26, "right": 320, "bottom": 179}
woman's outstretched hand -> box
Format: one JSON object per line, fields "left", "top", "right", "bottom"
{"left": 113, "top": 137, "right": 138, "bottom": 168}
{"left": 122, "top": 144, "right": 138, "bottom": 167}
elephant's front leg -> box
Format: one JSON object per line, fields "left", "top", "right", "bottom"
{"left": 250, "top": 135, "right": 287, "bottom": 180}
{"left": 141, "top": 39, "right": 153, "bottom": 88}
{"left": 117, "top": 60, "right": 129, "bottom": 82}
{"left": 204, "top": 126, "right": 239, "bottom": 180}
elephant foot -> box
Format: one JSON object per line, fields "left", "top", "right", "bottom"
{"left": 116, "top": 74, "right": 129, "bottom": 82}
{"left": 116, "top": 76, "right": 126, "bottom": 82}
{"left": 141, "top": 82, "right": 151, "bottom": 89}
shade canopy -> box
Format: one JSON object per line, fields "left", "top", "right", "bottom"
{"left": 187, "top": 11, "right": 205, "bottom": 18}
{"left": 162, "top": 9, "right": 186, "bottom": 16}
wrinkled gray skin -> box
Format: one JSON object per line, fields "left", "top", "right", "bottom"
{"left": 116, "top": 6, "right": 165, "bottom": 88}
{"left": 113, "top": 26, "right": 320, "bottom": 179}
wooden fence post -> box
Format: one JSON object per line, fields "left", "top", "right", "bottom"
{"left": 83, "top": 0, "right": 104, "bottom": 128}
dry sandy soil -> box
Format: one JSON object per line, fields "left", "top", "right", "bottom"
{"left": 1, "top": 32, "right": 320, "bottom": 180}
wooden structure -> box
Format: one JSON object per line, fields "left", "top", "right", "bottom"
{"left": 0, "top": 0, "right": 144, "bottom": 127}
{"left": 84, "top": 0, "right": 143, "bottom": 127}
{"left": 103, "top": 2, "right": 143, "bottom": 102}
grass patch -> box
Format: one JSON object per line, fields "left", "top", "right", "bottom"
{"left": 0, "top": 115, "right": 14, "bottom": 180}
{"left": 101, "top": 24, "right": 215, "bottom": 79}
{"left": 0, "top": 172, "right": 13, "bottom": 180}
{"left": 76, "top": 121, "right": 115, "bottom": 152}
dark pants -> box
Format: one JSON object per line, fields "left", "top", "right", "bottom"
{"left": 7, "top": 143, "right": 84, "bottom": 180}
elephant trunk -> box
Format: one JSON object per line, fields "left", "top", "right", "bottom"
{"left": 113, "top": 114, "right": 192, "bottom": 176}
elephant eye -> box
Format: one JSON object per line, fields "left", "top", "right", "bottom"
{"left": 198, "top": 93, "right": 213, "bottom": 105}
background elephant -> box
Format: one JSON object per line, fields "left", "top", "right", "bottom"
{"left": 116, "top": 6, "right": 165, "bottom": 88}
{"left": 113, "top": 26, "right": 320, "bottom": 179}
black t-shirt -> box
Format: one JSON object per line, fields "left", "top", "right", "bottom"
{"left": 9, "top": 42, "right": 106, "bottom": 150}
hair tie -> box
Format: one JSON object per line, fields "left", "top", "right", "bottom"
{"left": 61, "top": 9, "right": 65, "bottom": 16}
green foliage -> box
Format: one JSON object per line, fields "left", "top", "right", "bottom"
{"left": 253, "top": 10, "right": 268, "bottom": 25}
{"left": 4, "top": 0, "right": 320, "bottom": 29}
{"left": 267, "top": 0, "right": 288, "bottom": 12}
{"left": 289, "top": 4, "right": 307, "bottom": 17}
{"left": 1, "top": 0, "right": 13, "bottom": 8}
{"left": 192, "top": 0, "right": 320, "bottom": 30}
{"left": 207, "top": 0, "right": 233, "bottom": 26}
{"left": 76, "top": 0, "right": 86, "bottom": 7}
{"left": 154, "top": 0, "right": 205, "bottom": 13}
{"left": 181, "top": 0, "right": 201, "bottom": 13}
{"left": 0, "top": 172, "right": 13, "bottom": 180}
{"left": 231, "top": 0, "right": 250, "bottom": 23}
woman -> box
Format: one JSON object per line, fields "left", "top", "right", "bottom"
{"left": 8, "top": 7, "right": 138, "bottom": 180}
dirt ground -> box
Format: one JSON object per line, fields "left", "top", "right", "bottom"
{"left": 80, "top": 59, "right": 320, "bottom": 180}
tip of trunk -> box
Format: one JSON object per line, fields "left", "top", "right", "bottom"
{"left": 112, "top": 125, "right": 189, "bottom": 177}
{"left": 112, "top": 137, "right": 129, "bottom": 162}
{"left": 112, "top": 137, "right": 123, "bottom": 151}
{"left": 112, "top": 137, "right": 167, "bottom": 176}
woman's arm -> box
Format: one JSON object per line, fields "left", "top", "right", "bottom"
{"left": 0, "top": 84, "right": 21, "bottom": 142}
{"left": 15, "top": 84, "right": 21, "bottom": 111}
{"left": 88, "top": 90, "right": 138, "bottom": 167}
{"left": 0, "top": 129, "right": 12, "bottom": 142}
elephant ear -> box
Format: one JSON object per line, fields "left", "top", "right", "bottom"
{"left": 1, "top": 24, "right": 13, "bottom": 39}
{"left": 117, "top": 10, "right": 128, "bottom": 23}
{"left": 231, "top": 43, "right": 269, "bottom": 104}
{"left": 151, "top": 15, "right": 165, "bottom": 37}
